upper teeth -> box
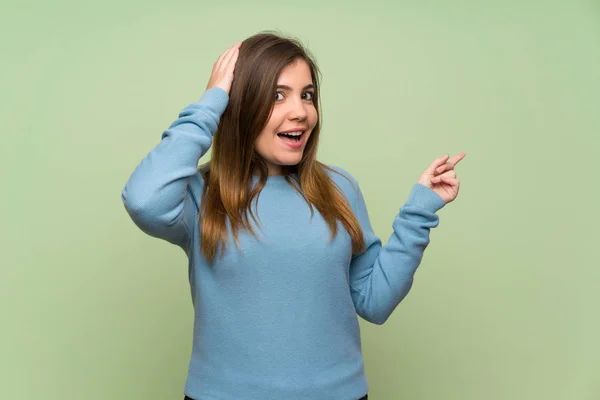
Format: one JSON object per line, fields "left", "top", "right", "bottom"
{"left": 281, "top": 131, "right": 303, "bottom": 136}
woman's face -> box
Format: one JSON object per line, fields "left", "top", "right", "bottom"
{"left": 254, "top": 58, "right": 318, "bottom": 175}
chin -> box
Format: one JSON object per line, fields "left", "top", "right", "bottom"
{"left": 276, "top": 155, "right": 303, "bottom": 166}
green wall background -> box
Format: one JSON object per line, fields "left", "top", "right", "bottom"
{"left": 2, "top": 0, "right": 599, "bottom": 399}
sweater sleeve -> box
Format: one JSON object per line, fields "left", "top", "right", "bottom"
{"left": 348, "top": 180, "right": 447, "bottom": 325}
{"left": 121, "top": 88, "right": 229, "bottom": 251}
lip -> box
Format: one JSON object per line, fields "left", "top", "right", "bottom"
{"left": 277, "top": 127, "right": 307, "bottom": 134}
{"left": 277, "top": 130, "right": 307, "bottom": 149}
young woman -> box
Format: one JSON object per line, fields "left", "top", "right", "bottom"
{"left": 122, "top": 32, "right": 465, "bottom": 400}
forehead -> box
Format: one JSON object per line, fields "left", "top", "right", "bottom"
{"left": 277, "top": 59, "right": 313, "bottom": 86}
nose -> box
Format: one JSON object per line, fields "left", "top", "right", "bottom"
{"left": 287, "top": 97, "right": 307, "bottom": 121}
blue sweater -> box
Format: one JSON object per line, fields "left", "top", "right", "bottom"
{"left": 122, "top": 88, "right": 446, "bottom": 400}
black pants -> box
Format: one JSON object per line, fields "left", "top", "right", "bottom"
{"left": 184, "top": 395, "right": 368, "bottom": 400}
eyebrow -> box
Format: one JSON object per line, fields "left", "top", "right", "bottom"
{"left": 276, "top": 84, "right": 315, "bottom": 91}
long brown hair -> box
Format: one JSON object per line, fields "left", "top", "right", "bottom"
{"left": 199, "top": 31, "right": 365, "bottom": 262}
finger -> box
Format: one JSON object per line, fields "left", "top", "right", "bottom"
{"left": 435, "top": 152, "right": 466, "bottom": 174}
{"left": 220, "top": 42, "right": 241, "bottom": 71}
{"left": 448, "top": 152, "right": 466, "bottom": 167}
{"left": 214, "top": 48, "right": 229, "bottom": 71}
{"left": 434, "top": 162, "right": 452, "bottom": 175}
{"left": 427, "top": 154, "right": 450, "bottom": 173}
{"left": 223, "top": 43, "right": 241, "bottom": 73}
{"left": 215, "top": 44, "right": 236, "bottom": 71}
{"left": 433, "top": 176, "right": 459, "bottom": 186}
{"left": 432, "top": 170, "right": 456, "bottom": 182}
{"left": 435, "top": 163, "right": 456, "bottom": 178}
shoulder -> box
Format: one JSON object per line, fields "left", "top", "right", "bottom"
{"left": 322, "top": 163, "right": 361, "bottom": 199}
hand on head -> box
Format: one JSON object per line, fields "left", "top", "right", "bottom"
{"left": 206, "top": 42, "right": 242, "bottom": 95}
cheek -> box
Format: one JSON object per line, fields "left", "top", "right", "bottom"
{"left": 265, "top": 109, "right": 285, "bottom": 133}
{"left": 255, "top": 131, "right": 271, "bottom": 154}
{"left": 308, "top": 106, "right": 318, "bottom": 128}
{"left": 255, "top": 112, "right": 281, "bottom": 149}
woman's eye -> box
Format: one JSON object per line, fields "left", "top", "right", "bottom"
{"left": 275, "top": 92, "right": 284, "bottom": 101}
{"left": 302, "top": 92, "right": 314, "bottom": 100}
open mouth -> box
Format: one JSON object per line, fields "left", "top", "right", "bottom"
{"left": 276, "top": 131, "right": 304, "bottom": 142}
